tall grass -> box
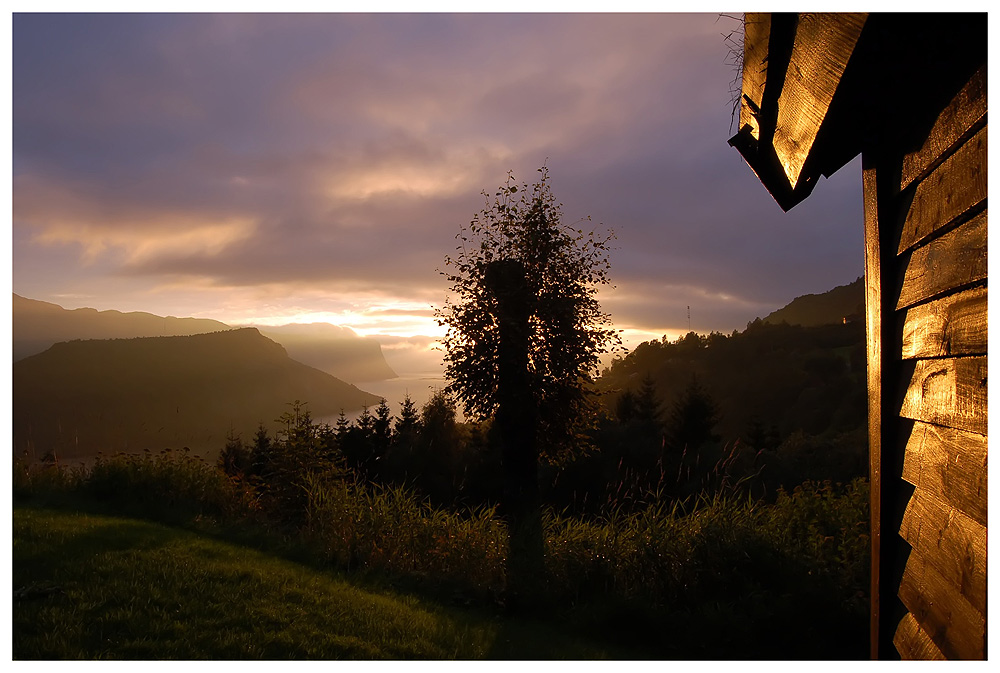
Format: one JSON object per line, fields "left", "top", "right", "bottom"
{"left": 14, "top": 452, "right": 870, "bottom": 657}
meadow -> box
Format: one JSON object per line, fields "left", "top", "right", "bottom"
{"left": 13, "top": 447, "right": 870, "bottom": 659}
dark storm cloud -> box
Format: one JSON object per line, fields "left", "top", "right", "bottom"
{"left": 13, "top": 13, "right": 863, "bottom": 338}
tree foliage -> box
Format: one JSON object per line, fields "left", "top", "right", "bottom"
{"left": 436, "top": 167, "right": 619, "bottom": 457}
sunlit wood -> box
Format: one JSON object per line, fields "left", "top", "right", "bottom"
{"left": 896, "top": 211, "right": 987, "bottom": 310}
{"left": 902, "top": 421, "right": 987, "bottom": 527}
{"left": 898, "top": 125, "right": 987, "bottom": 255}
{"left": 897, "top": 547, "right": 985, "bottom": 659}
{"left": 772, "top": 13, "right": 866, "bottom": 190}
{"left": 900, "top": 65, "right": 987, "bottom": 191}
{"left": 899, "top": 487, "right": 986, "bottom": 614}
{"left": 893, "top": 613, "right": 946, "bottom": 660}
{"left": 901, "top": 285, "right": 987, "bottom": 359}
{"left": 900, "top": 357, "right": 987, "bottom": 436}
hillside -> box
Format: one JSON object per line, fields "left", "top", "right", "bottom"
{"left": 761, "top": 277, "right": 864, "bottom": 326}
{"left": 12, "top": 293, "right": 229, "bottom": 361}
{"left": 13, "top": 294, "right": 397, "bottom": 382}
{"left": 12, "top": 328, "right": 381, "bottom": 462}
{"left": 257, "top": 323, "right": 397, "bottom": 382}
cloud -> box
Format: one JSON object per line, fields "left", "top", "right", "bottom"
{"left": 12, "top": 13, "right": 863, "bottom": 352}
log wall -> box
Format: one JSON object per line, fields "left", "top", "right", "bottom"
{"left": 865, "top": 65, "right": 987, "bottom": 660}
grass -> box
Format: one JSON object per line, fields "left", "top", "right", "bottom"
{"left": 13, "top": 452, "right": 870, "bottom": 659}
{"left": 12, "top": 506, "right": 627, "bottom": 660}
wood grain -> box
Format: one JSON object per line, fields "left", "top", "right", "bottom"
{"left": 893, "top": 612, "right": 946, "bottom": 660}
{"left": 772, "top": 13, "right": 867, "bottom": 189}
{"left": 898, "top": 125, "right": 987, "bottom": 255}
{"left": 900, "top": 285, "right": 987, "bottom": 359}
{"left": 738, "top": 13, "right": 771, "bottom": 142}
{"left": 901, "top": 421, "right": 988, "bottom": 527}
{"left": 899, "top": 357, "right": 987, "bottom": 435}
{"left": 862, "top": 162, "right": 884, "bottom": 660}
{"left": 897, "top": 547, "right": 985, "bottom": 659}
{"left": 895, "top": 210, "right": 987, "bottom": 311}
{"left": 900, "top": 66, "right": 987, "bottom": 191}
{"left": 898, "top": 487, "right": 986, "bottom": 613}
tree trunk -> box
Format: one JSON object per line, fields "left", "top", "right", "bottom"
{"left": 485, "top": 259, "right": 543, "bottom": 610}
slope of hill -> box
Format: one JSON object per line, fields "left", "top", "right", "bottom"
{"left": 761, "top": 277, "right": 864, "bottom": 327}
{"left": 13, "top": 294, "right": 397, "bottom": 382}
{"left": 257, "top": 323, "right": 397, "bottom": 382}
{"left": 12, "top": 328, "right": 381, "bottom": 462}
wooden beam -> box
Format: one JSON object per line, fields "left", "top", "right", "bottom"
{"left": 900, "top": 65, "right": 987, "bottom": 191}
{"left": 901, "top": 421, "right": 988, "bottom": 527}
{"left": 900, "top": 285, "right": 987, "bottom": 359}
{"left": 893, "top": 612, "right": 946, "bottom": 660}
{"left": 899, "top": 357, "right": 987, "bottom": 436}
{"left": 738, "top": 13, "right": 772, "bottom": 143}
{"left": 898, "top": 486, "right": 986, "bottom": 614}
{"left": 863, "top": 159, "right": 886, "bottom": 660}
{"left": 898, "top": 547, "right": 985, "bottom": 659}
{"left": 772, "top": 13, "right": 867, "bottom": 190}
{"left": 898, "top": 125, "right": 987, "bottom": 255}
{"left": 896, "top": 210, "right": 987, "bottom": 311}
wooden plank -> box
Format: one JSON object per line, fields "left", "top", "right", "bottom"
{"left": 898, "top": 124, "right": 987, "bottom": 254}
{"left": 900, "top": 285, "right": 987, "bottom": 359}
{"left": 772, "top": 13, "right": 867, "bottom": 190}
{"left": 738, "top": 13, "right": 771, "bottom": 142}
{"left": 900, "top": 357, "right": 987, "bottom": 435}
{"left": 898, "top": 547, "right": 985, "bottom": 659}
{"left": 898, "top": 486, "right": 986, "bottom": 614}
{"left": 900, "top": 65, "right": 987, "bottom": 191}
{"left": 895, "top": 210, "right": 987, "bottom": 310}
{"left": 902, "top": 421, "right": 988, "bottom": 527}
{"left": 893, "top": 612, "right": 947, "bottom": 660}
{"left": 862, "top": 162, "right": 884, "bottom": 660}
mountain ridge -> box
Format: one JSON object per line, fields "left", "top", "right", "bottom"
{"left": 12, "top": 327, "right": 382, "bottom": 462}
{"left": 12, "top": 293, "right": 397, "bottom": 382}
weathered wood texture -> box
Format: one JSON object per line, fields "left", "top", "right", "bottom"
{"left": 899, "top": 487, "right": 986, "bottom": 614}
{"left": 900, "top": 285, "right": 987, "bottom": 360}
{"left": 902, "top": 421, "right": 987, "bottom": 527}
{"left": 862, "top": 163, "right": 885, "bottom": 660}
{"left": 897, "top": 546, "right": 985, "bottom": 659}
{"left": 893, "top": 613, "right": 946, "bottom": 660}
{"left": 887, "top": 65, "right": 987, "bottom": 659}
{"left": 900, "top": 65, "right": 987, "bottom": 191}
{"left": 738, "top": 13, "right": 771, "bottom": 142}
{"left": 896, "top": 211, "right": 987, "bottom": 311}
{"left": 898, "top": 124, "right": 987, "bottom": 255}
{"left": 772, "top": 13, "right": 867, "bottom": 190}
{"left": 900, "top": 357, "right": 987, "bottom": 436}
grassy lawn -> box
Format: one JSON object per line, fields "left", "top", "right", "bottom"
{"left": 13, "top": 506, "right": 622, "bottom": 660}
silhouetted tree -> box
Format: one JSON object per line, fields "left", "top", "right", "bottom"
{"left": 436, "top": 166, "right": 619, "bottom": 608}
{"left": 665, "top": 376, "right": 721, "bottom": 454}
{"left": 616, "top": 389, "right": 637, "bottom": 424}
{"left": 634, "top": 373, "right": 661, "bottom": 424}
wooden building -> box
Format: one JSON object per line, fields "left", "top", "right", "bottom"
{"left": 728, "top": 13, "right": 987, "bottom": 660}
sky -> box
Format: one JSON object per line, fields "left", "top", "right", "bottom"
{"left": 11, "top": 9, "right": 866, "bottom": 376}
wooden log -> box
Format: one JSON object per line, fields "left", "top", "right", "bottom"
{"left": 902, "top": 421, "right": 988, "bottom": 527}
{"left": 893, "top": 612, "right": 946, "bottom": 660}
{"left": 895, "top": 210, "right": 987, "bottom": 310}
{"left": 900, "top": 285, "right": 987, "bottom": 359}
{"left": 897, "top": 547, "right": 985, "bottom": 659}
{"left": 771, "top": 13, "right": 867, "bottom": 190}
{"left": 898, "top": 124, "right": 987, "bottom": 255}
{"left": 898, "top": 486, "right": 986, "bottom": 614}
{"left": 899, "top": 357, "right": 987, "bottom": 436}
{"left": 900, "top": 66, "right": 987, "bottom": 191}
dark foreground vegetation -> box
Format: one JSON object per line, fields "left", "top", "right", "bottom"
{"left": 14, "top": 422, "right": 870, "bottom": 659}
